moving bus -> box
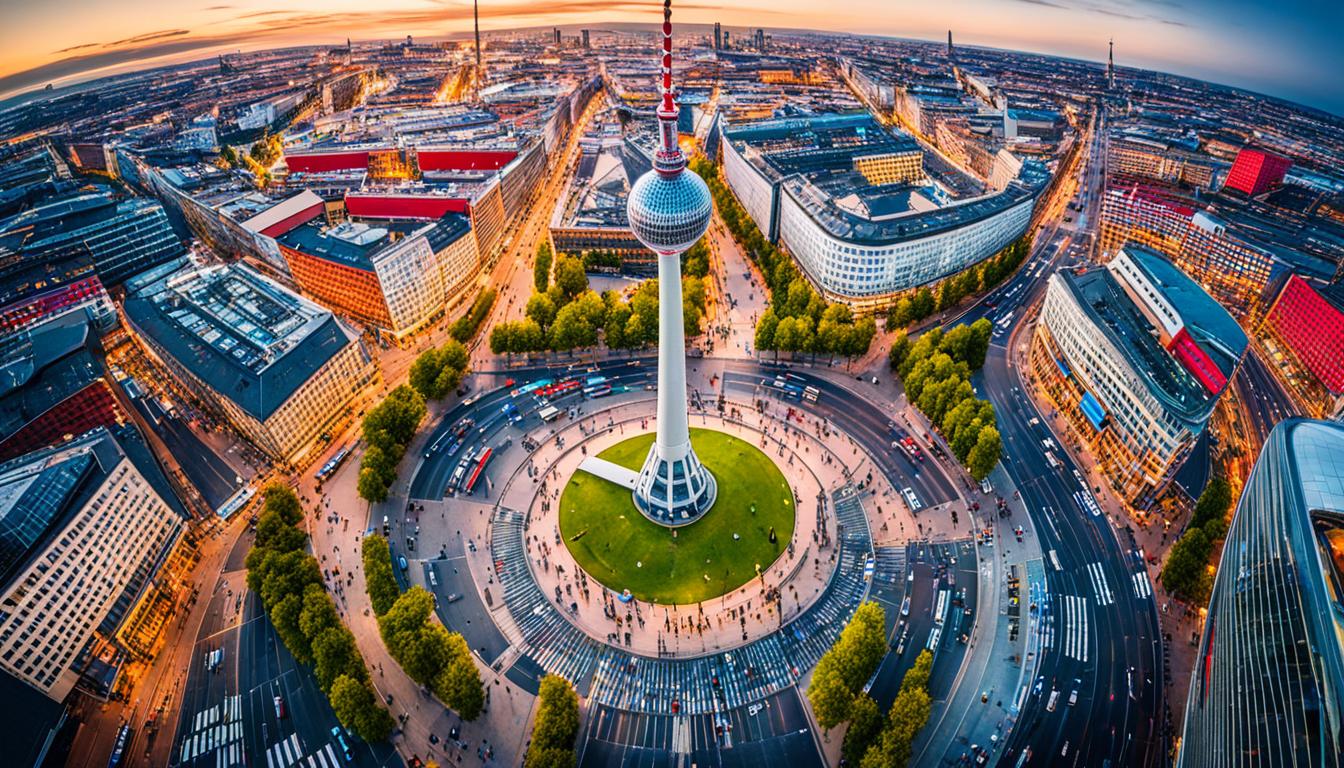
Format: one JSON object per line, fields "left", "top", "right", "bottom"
{"left": 316, "top": 445, "right": 351, "bottom": 481}
{"left": 463, "top": 448, "right": 493, "bottom": 494}
{"left": 108, "top": 724, "right": 131, "bottom": 768}
{"left": 511, "top": 379, "right": 551, "bottom": 397}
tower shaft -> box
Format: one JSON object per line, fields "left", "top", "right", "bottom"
{"left": 654, "top": 254, "right": 691, "bottom": 462}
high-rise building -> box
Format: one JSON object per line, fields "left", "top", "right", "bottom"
{"left": 0, "top": 192, "right": 183, "bottom": 287}
{"left": 755, "top": 28, "right": 766, "bottom": 51}
{"left": 1178, "top": 418, "right": 1344, "bottom": 767}
{"left": 723, "top": 30, "right": 730, "bottom": 49}
{"left": 275, "top": 213, "right": 480, "bottom": 339}
{"left": 626, "top": 0, "right": 717, "bottom": 524}
{"left": 948, "top": 30, "right": 954, "bottom": 59}
{"left": 1099, "top": 180, "right": 1280, "bottom": 319}
{"left": 553, "top": 28, "right": 561, "bottom": 45}
{"left": 0, "top": 425, "right": 187, "bottom": 701}
{"left": 1223, "top": 146, "right": 1292, "bottom": 197}
{"left": 0, "top": 314, "right": 126, "bottom": 462}
{"left": 714, "top": 22, "right": 721, "bottom": 51}
{"left": 1030, "top": 244, "right": 1248, "bottom": 508}
{"left": 1260, "top": 275, "right": 1344, "bottom": 410}
{"left": 582, "top": 29, "right": 590, "bottom": 49}
{"left": 123, "top": 262, "right": 378, "bottom": 465}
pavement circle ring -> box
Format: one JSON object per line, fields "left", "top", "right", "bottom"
{"left": 557, "top": 427, "right": 795, "bottom": 605}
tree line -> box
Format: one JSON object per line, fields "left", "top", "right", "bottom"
{"left": 490, "top": 253, "right": 707, "bottom": 356}
{"left": 851, "top": 650, "right": 935, "bottom": 768}
{"left": 361, "top": 537, "right": 486, "bottom": 720}
{"left": 889, "top": 320, "right": 1002, "bottom": 481}
{"left": 357, "top": 385, "right": 427, "bottom": 503}
{"left": 687, "top": 156, "right": 876, "bottom": 363}
{"left": 245, "top": 484, "right": 394, "bottom": 741}
{"left": 886, "top": 236, "right": 1032, "bottom": 331}
{"left": 1160, "top": 477, "right": 1233, "bottom": 605}
{"left": 450, "top": 288, "right": 497, "bottom": 344}
{"left": 408, "top": 338, "right": 471, "bottom": 401}
{"left": 806, "top": 602, "right": 888, "bottom": 732}
{"left": 524, "top": 675, "right": 581, "bottom": 768}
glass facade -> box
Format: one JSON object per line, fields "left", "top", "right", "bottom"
{"left": 1179, "top": 418, "right": 1344, "bottom": 767}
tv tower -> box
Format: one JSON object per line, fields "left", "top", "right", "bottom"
{"left": 1107, "top": 38, "right": 1115, "bottom": 90}
{"left": 473, "top": 0, "right": 482, "bottom": 98}
{"left": 627, "top": 0, "right": 716, "bottom": 524}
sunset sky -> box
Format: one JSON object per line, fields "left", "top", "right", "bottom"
{"left": 1, "top": 0, "right": 1340, "bottom": 114}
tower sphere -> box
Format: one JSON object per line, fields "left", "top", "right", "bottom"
{"left": 626, "top": 168, "right": 712, "bottom": 257}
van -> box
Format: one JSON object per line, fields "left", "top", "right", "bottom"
{"left": 1046, "top": 689, "right": 1059, "bottom": 712}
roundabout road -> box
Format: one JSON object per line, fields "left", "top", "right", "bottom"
{"left": 386, "top": 354, "right": 977, "bottom": 766}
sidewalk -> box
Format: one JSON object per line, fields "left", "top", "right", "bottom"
{"left": 306, "top": 425, "right": 534, "bottom": 767}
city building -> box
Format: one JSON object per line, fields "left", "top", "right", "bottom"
{"left": 1030, "top": 244, "right": 1248, "bottom": 508}
{"left": 721, "top": 112, "right": 1043, "bottom": 308}
{"left": 1222, "top": 146, "right": 1292, "bottom": 197}
{"left": 1098, "top": 179, "right": 1340, "bottom": 320}
{"left": 548, "top": 113, "right": 656, "bottom": 273}
{"left": 1178, "top": 418, "right": 1344, "bottom": 768}
{"left": 0, "top": 314, "right": 126, "bottom": 462}
{"left": 276, "top": 212, "right": 479, "bottom": 338}
{"left": 1106, "top": 134, "right": 1226, "bottom": 191}
{"left": 122, "top": 262, "right": 377, "bottom": 465}
{"left": 0, "top": 247, "right": 116, "bottom": 336}
{"left": 0, "top": 192, "right": 183, "bottom": 287}
{"left": 1259, "top": 275, "right": 1344, "bottom": 417}
{"left": 0, "top": 425, "right": 187, "bottom": 701}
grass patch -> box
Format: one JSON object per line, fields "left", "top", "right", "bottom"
{"left": 558, "top": 428, "right": 794, "bottom": 604}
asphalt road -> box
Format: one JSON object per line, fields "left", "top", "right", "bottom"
{"left": 170, "top": 581, "right": 398, "bottom": 768}
{"left": 959, "top": 229, "right": 1166, "bottom": 766}
{"left": 579, "top": 687, "right": 821, "bottom": 768}
{"left": 718, "top": 362, "right": 961, "bottom": 510}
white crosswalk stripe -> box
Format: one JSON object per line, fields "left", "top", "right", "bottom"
{"left": 1132, "top": 570, "right": 1153, "bottom": 599}
{"left": 1086, "top": 562, "right": 1115, "bottom": 605}
{"left": 1061, "top": 594, "right": 1089, "bottom": 662}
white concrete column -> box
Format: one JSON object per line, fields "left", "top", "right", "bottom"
{"left": 655, "top": 251, "right": 691, "bottom": 463}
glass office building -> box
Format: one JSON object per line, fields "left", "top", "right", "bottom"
{"left": 1179, "top": 418, "right": 1344, "bottom": 767}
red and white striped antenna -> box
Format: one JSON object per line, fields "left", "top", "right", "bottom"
{"left": 653, "top": 0, "right": 686, "bottom": 176}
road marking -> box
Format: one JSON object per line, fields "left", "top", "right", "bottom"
{"left": 1132, "top": 571, "right": 1153, "bottom": 599}
{"left": 1086, "top": 562, "right": 1115, "bottom": 605}
{"left": 1061, "top": 594, "right": 1089, "bottom": 662}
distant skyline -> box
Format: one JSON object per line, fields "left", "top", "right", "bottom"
{"left": 0, "top": 0, "right": 1340, "bottom": 116}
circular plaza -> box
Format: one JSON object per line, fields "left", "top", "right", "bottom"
{"left": 557, "top": 427, "right": 794, "bottom": 605}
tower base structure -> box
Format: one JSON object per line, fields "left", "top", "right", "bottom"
{"left": 632, "top": 441, "right": 717, "bottom": 525}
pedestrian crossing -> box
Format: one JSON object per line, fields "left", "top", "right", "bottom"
{"left": 488, "top": 483, "right": 879, "bottom": 718}
{"left": 266, "top": 733, "right": 302, "bottom": 768}
{"left": 264, "top": 735, "right": 341, "bottom": 768}
{"left": 1059, "top": 594, "right": 1089, "bottom": 662}
{"left": 1085, "top": 562, "right": 1114, "bottom": 606}
{"left": 1132, "top": 570, "right": 1153, "bottom": 599}
{"left": 178, "top": 695, "right": 243, "bottom": 766}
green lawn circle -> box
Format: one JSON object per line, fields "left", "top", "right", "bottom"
{"left": 557, "top": 427, "right": 795, "bottom": 604}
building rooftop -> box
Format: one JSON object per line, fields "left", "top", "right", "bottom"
{"left": 1063, "top": 245, "right": 1247, "bottom": 425}
{"left": 726, "top": 112, "right": 1044, "bottom": 245}
{"left": 122, "top": 262, "right": 358, "bottom": 422}
{"left": 0, "top": 424, "right": 185, "bottom": 591}
{"left": 277, "top": 213, "right": 471, "bottom": 271}
{"left": 0, "top": 314, "right": 103, "bottom": 443}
